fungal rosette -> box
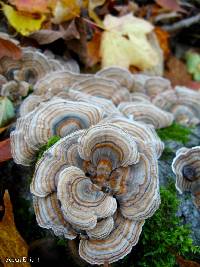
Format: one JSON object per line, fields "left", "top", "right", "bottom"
{"left": 172, "top": 146, "right": 200, "bottom": 208}
{"left": 11, "top": 98, "right": 104, "bottom": 165}
{"left": 31, "top": 120, "right": 160, "bottom": 264}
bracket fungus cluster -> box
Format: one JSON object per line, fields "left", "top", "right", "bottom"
{"left": 30, "top": 121, "right": 160, "bottom": 264}
{"left": 172, "top": 147, "right": 200, "bottom": 208}
{"left": 0, "top": 46, "right": 79, "bottom": 104}
{"left": 10, "top": 52, "right": 200, "bottom": 264}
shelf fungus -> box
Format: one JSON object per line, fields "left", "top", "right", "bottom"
{"left": 96, "top": 66, "right": 134, "bottom": 90}
{"left": 172, "top": 146, "right": 200, "bottom": 208}
{"left": 30, "top": 122, "right": 160, "bottom": 264}
{"left": 118, "top": 102, "right": 174, "bottom": 129}
{"left": 70, "top": 77, "right": 130, "bottom": 105}
{"left": 11, "top": 98, "right": 104, "bottom": 165}
{"left": 34, "top": 71, "right": 93, "bottom": 96}
{"left": 69, "top": 90, "right": 120, "bottom": 116}
{"left": 153, "top": 87, "right": 200, "bottom": 126}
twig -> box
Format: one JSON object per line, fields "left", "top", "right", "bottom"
{"left": 162, "top": 13, "right": 200, "bottom": 32}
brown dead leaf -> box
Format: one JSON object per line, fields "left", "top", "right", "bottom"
{"left": 86, "top": 30, "right": 102, "bottom": 67}
{"left": 0, "top": 190, "right": 30, "bottom": 266}
{"left": 176, "top": 255, "right": 200, "bottom": 267}
{"left": 0, "top": 139, "right": 12, "bottom": 163}
{"left": 155, "top": 0, "right": 186, "bottom": 12}
{"left": 0, "top": 37, "right": 22, "bottom": 60}
{"left": 114, "top": 2, "right": 138, "bottom": 17}
{"left": 164, "top": 56, "right": 192, "bottom": 87}
{"left": 154, "top": 27, "right": 170, "bottom": 59}
{"left": 29, "top": 19, "right": 80, "bottom": 45}
{"left": 66, "top": 17, "right": 87, "bottom": 64}
{"left": 29, "top": 29, "right": 64, "bottom": 45}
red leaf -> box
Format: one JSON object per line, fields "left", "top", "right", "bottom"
{"left": 155, "top": 0, "right": 186, "bottom": 12}
{"left": 9, "top": 0, "right": 49, "bottom": 13}
{"left": 86, "top": 30, "right": 102, "bottom": 67}
{"left": 0, "top": 139, "right": 12, "bottom": 163}
{"left": 0, "top": 38, "right": 22, "bottom": 60}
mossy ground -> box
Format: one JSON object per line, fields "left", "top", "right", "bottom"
{"left": 36, "top": 135, "right": 61, "bottom": 161}
{"left": 156, "top": 123, "right": 192, "bottom": 145}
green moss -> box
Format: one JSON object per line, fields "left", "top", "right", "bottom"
{"left": 138, "top": 180, "right": 200, "bottom": 267}
{"left": 36, "top": 135, "right": 61, "bottom": 161}
{"left": 160, "top": 147, "right": 175, "bottom": 161}
{"left": 156, "top": 123, "right": 192, "bottom": 145}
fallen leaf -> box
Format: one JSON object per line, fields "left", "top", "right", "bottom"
{"left": 176, "top": 255, "right": 200, "bottom": 267}
{"left": 114, "top": 2, "right": 138, "bottom": 17}
{"left": 0, "top": 35, "right": 22, "bottom": 60}
{"left": 29, "top": 29, "right": 64, "bottom": 44}
{"left": 9, "top": 0, "right": 49, "bottom": 13}
{"left": 186, "top": 51, "right": 200, "bottom": 81}
{"left": 100, "top": 13, "right": 159, "bottom": 70}
{"left": 155, "top": 0, "right": 186, "bottom": 12}
{"left": 0, "top": 190, "right": 30, "bottom": 266}
{"left": 0, "top": 97, "right": 15, "bottom": 128}
{"left": 52, "top": 0, "right": 81, "bottom": 24}
{"left": 66, "top": 17, "right": 88, "bottom": 64}
{"left": 86, "top": 30, "right": 102, "bottom": 67}
{"left": 0, "top": 2, "right": 46, "bottom": 36}
{"left": 29, "top": 18, "right": 80, "bottom": 43}
{"left": 88, "top": 0, "right": 105, "bottom": 26}
{"left": 154, "top": 27, "right": 170, "bottom": 59}
{"left": 0, "top": 139, "right": 12, "bottom": 163}
{"left": 165, "top": 56, "right": 193, "bottom": 87}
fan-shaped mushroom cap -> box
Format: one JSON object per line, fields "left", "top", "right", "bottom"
{"left": 100, "top": 114, "right": 164, "bottom": 159}
{"left": 11, "top": 99, "right": 103, "bottom": 165}
{"left": 153, "top": 87, "right": 200, "bottom": 126}
{"left": 172, "top": 146, "right": 200, "bottom": 208}
{"left": 96, "top": 66, "right": 134, "bottom": 90}
{"left": 130, "top": 92, "right": 151, "bottom": 103}
{"left": 144, "top": 76, "right": 171, "bottom": 99}
{"left": 118, "top": 102, "right": 174, "bottom": 129}
{"left": 86, "top": 217, "right": 114, "bottom": 240}
{"left": 33, "top": 193, "right": 77, "bottom": 239}
{"left": 78, "top": 124, "right": 140, "bottom": 184}
{"left": 117, "top": 146, "right": 160, "bottom": 220}
{"left": 10, "top": 112, "right": 38, "bottom": 165}
{"left": 31, "top": 130, "right": 85, "bottom": 197}
{"left": 34, "top": 71, "right": 93, "bottom": 95}
{"left": 57, "top": 166, "right": 117, "bottom": 230}
{"left": 79, "top": 212, "right": 144, "bottom": 265}
{"left": 19, "top": 95, "right": 47, "bottom": 116}
{"left": 69, "top": 89, "right": 120, "bottom": 116}
{"left": 1, "top": 80, "right": 29, "bottom": 103}
{"left": 70, "top": 77, "right": 130, "bottom": 105}
{"left": 131, "top": 74, "right": 150, "bottom": 93}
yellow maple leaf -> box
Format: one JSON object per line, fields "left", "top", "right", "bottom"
{"left": 100, "top": 13, "right": 160, "bottom": 70}
{"left": 0, "top": 190, "right": 30, "bottom": 267}
{"left": 0, "top": 2, "right": 46, "bottom": 36}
